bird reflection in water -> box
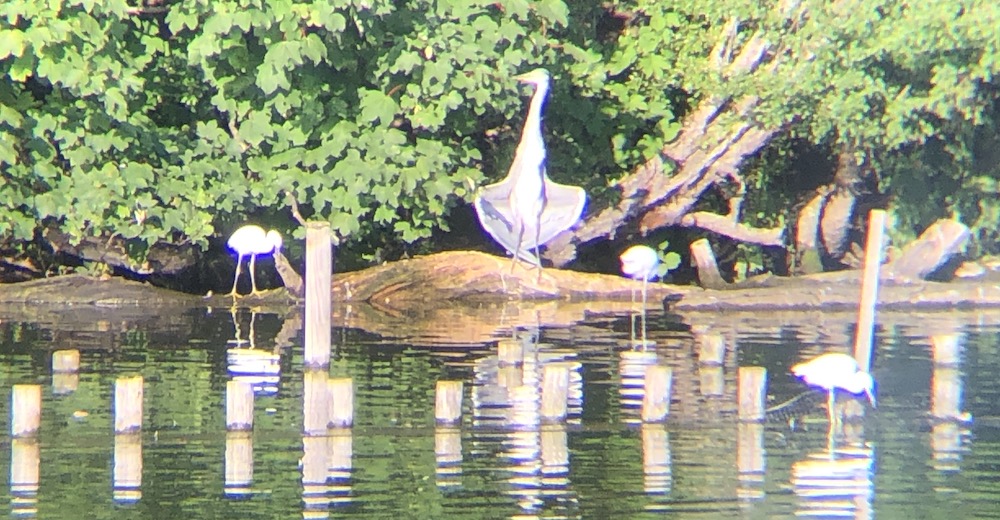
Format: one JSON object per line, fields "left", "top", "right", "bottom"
{"left": 226, "top": 308, "right": 281, "bottom": 395}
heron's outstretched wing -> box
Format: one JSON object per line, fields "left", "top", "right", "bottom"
{"left": 536, "top": 173, "right": 587, "bottom": 246}
{"left": 473, "top": 179, "right": 538, "bottom": 264}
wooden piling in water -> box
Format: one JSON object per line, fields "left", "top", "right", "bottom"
{"left": 226, "top": 380, "right": 254, "bottom": 431}
{"left": 435, "top": 381, "right": 464, "bottom": 425}
{"left": 52, "top": 349, "right": 80, "bottom": 372}
{"left": 697, "top": 334, "right": 726, "bottom": 365}
{"left": 304, "top": 221, "right": 333, "bottom": 368}
{"left": 113, "top": 433, "right": 142, "bottom": 503}
{"left": 931, "top": 334, "right": 965, "bottom": 422}
{"left": 114, "top": 376, "right": 144, "bottom": 434}
{"left": 498, "top": 339, "right": 523, "bottom": 365}
{"left": 303, "top": 369, "right": 329, "bottom": 436}
{"left": 641, "top": 365, "right": 673, "bottom": 423}
{"left": 11, "top": 384, "right": 41, "bottom": 438}
{"left": 854, "top": 209, "right": 886, "bottom": 372}
{"left": 738, "top": 367, "right": 767, "bottom": 422}
{"left": 327, "top": 377, "right": 354, "bottom": 428}
{"left": 540, "top": 364, "right": 570, "bottom": 422}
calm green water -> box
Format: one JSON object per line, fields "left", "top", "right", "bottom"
{"left": 0, "top": 306, "right": 998, "bottom": 519}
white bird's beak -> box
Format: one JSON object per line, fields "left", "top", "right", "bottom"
{"left": 865, "top": 387, "right": 876, "bottom": 408}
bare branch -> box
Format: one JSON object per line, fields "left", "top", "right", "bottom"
{"left": 678, "top": 212, "right": 785, "bottom": 246}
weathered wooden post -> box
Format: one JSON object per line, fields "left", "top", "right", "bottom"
{"left": 11, "top": 385, "right": 41, "bottom": 438}
{"left": 641, "top": 365, "right": 673, "bottom": 423}
{"left": 304, "top": 221, "right": 332, "bottom": 368}
{"left": 226, "top": 380, "right": 254, "bottom": 431}
{"left": 540, "top": 364, "right": 570, "bottom": 422}
{"left": 435, "top": 381, "right": 464, "bottom": 425}
{"left": 854, "top": 209, "right": 886, "bottom": 372}
{"left": 327, "top": 377, "right": 354, "bottom": 428}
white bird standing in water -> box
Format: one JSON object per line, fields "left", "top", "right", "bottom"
{"left": 227, "top": 225, "right": 283, "bottom": 297}
{"left": 792, "top": 352, "right": 875, "bottom": 424}
{"left": 474, "top": 68, "right": 587, "bottom": 277}
{"left": 620, "top": 245, "right": 660, "bottom": 308}
{"left": 620, "top": 245, "right": 660, "bottom": 347}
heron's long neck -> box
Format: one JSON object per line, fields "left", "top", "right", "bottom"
{"left": 517, "top": 82, "right": 548, "bottom": 159}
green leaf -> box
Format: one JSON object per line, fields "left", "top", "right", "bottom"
{"left": 358, "top": 88, "right": 398, "bottom": 126}
{"left": 0, "top": 29, "right": 26, "bottom": 59}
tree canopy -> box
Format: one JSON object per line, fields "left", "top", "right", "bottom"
{"left": 1, "top": 0, "right": 999, "bottom": 278}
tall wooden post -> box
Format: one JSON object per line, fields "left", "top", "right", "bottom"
{"left": 304, "top": 222, "right": 332, "bottom": 367}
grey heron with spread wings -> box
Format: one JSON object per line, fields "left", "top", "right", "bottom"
{"left": 474, "top": 68, "right": 587, "bottom": 274}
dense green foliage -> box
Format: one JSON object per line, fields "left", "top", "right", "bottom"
{"left": 2, "top": 0, "right": 1000, "bottom": 271}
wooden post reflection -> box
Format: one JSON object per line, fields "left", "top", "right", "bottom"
{"left": 113, "top": 433, "right": 142, "bottom": 503}
{"left": 328, "top": 428, "right": 353, "bottom": 506}
{"left": 696, "top": 332, "right": 725, "bottom": 397}
{"left": 737, "top": 422, "right": 765, "bottom": 501}
{"left": 224, "top": 432, "right": 253, "bottom": 498}
{"left": 931, "top": 333, "right": 969, "bottom": 471}
{"left": 435, "top": 427, "right": 462, "bottom": 488}
{"left": 10, "top": 438, "right": 40, "bottom": 516}
{"left": 619, "top": 350, "right": 658, "bottom": 424}
{"left": 540, "top": 424, "right": 570, "bottom": 496}
{"left": 641, "top": 423, "right": 671, "bottom": 495}
{"left": 303, "top": 369, "right": 329, "bottom": 436}
{"left": 302, "top": 435, "right": 330, "bottom": 513}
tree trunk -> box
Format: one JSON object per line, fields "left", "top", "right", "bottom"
{"left": 542, "top": 4, "right": 809, "bottom": 267}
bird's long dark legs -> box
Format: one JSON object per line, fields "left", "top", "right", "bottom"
{"left": 511, "top": 225, "right": 525, "bottom": 274}
{"left": 228, "top": 254, "right": 245, "bottom": 297}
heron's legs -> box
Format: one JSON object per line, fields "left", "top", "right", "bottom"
{"left": 640, "top": 279, "right": 649, "bottom": 349}
{"left": 228, "top": 253, "right": 245, "bottom": 297}
{"left": 511, "top": 224, "right": 525, "bottom": 274}
{"left": 826, "top": 389, "right": 837, "bottom": 426}
{"left": 248, "top": 254, "right": 262, "bottom": 296}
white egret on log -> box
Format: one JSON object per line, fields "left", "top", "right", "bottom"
{"left": 227, "top": 225, "right": 283, "bottom": 297}
{"left": 474, "top": 68, "right": 587, "bottom": 275}
{"left": 792, "top": 352, "right": 875, "bottom": 424}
